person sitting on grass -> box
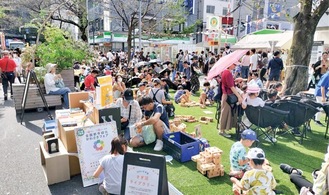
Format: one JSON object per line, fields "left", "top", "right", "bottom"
{"left": 132, "top": 96, "right": 170, "bottom": 151}
{"left": 93, "top": 135, "right": 128, "bottom": 195}
{"left": 231, "top": 147, "right": 277, "bottom": 195}
{"left": 229, "top": 129, "right": 258, "bottom": 179}
{"left": 279, "top": 145, "right": 329, "bottom": 195}
{"left": 199, "top": 81, "right": 215, "bottom": 108}
{"left": 174, "top": 85, "right": 191, "bottom": 104}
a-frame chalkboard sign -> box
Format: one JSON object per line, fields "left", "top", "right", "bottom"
{"left": 121, "top": 152, "right": 169, "bottom": 195}
{"left": 20, "top": 70, "right": 53, "bottom": 124}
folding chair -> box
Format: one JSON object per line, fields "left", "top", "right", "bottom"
{"left": 244, "top": 105, "right": 289, "bottom": 145}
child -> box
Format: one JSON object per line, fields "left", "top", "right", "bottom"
{"left": 174, "top": 85, "right": 191, "bottom": 104}
{"left": 231, "top": 147, "right": 277, "bottom": 195}
{"left": 199, "top": 81, "right": 215, "bottom": 108}
{"left": 93, "top": 135, "right": 128, "bottom": 195}
{"left": 229, "top": 129, "right": 258, "bottom": 178}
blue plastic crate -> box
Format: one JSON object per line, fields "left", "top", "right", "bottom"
{"left": 163, "top": 132, "right": 200, "bottom": 162}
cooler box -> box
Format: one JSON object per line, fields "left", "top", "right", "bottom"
{"left": 163, "top": 132, "right": 200, "bottom": 162}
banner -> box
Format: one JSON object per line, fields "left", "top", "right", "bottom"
{"left": 75, "top": 122, "right": 118, "bottom": 187}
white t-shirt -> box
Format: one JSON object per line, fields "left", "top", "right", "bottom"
{"left": 107, "top": 52, "right": 114, "bottom": 61}
{"left": 44, "top": 73, "right": 60, "bottom": 94}
{"left": 100, "top": 154, "right": 124, "bottom": 195}
{"left": 242, "top": 96, "right": 265, "bottom": 126}
{"left": 250, "top": 54, "right": 258, "bottom": 71}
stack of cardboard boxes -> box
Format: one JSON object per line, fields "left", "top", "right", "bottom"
{"left": 192, "top": 147, "right": 225, "bottom": 178}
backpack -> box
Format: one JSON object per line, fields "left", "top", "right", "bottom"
{"left": 312, "top": 162, "right": 329, "bottom": 195}
{"left": 165, "top": 104, "right": 175, "bottom": 118}
{"left": 151, "top": 89, "right": 161, "bottom": 103}
{"left": 213, "top": 81, "right": 223, "bottom": 103}
{"left": 198, "top": 55, "right": 204, "bottom": 63}
{"left": 257, "top": 54, "right": 264, "bottom": 69}
{"left": 209, "top": 57, "right": 216, "bottom": 65}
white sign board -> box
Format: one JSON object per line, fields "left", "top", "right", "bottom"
{"left": 124, "top": 165, "right": 160, "bottom": 194}
{"left": 75, "top": 122, "right": 118, "bottom": 187}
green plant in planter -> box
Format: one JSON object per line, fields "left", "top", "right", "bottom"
{"left": 34, "top": 67, "right": 47, "bottom": 84}
{"left": 36, "top": 25, "right": 91, "bottom": 71}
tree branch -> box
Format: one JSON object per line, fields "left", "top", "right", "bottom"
{"left": 50, "top": 15, "right": 81, "bottom": 28}
{"left": 312, "top": 0, "right": 329, "bottom": 21}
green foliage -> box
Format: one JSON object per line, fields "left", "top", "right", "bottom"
{"left": 36, "top": 25, "right": 91, "bottom": 70}
{"left": 34, "top": 67, "right": 47, "bottom": 84}
{"left": 0, "top": 7, "right": 6, "bottom": 19}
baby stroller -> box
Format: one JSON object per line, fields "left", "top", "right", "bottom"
{"left": 239, "top": 105, "right": 289, "bottom": 145}
{"left": 272, "top": 96, "right": 319, "bottom": 144}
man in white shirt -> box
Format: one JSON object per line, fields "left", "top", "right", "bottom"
{"left": 250, "top": 48, "right": 258, "bottom": 72}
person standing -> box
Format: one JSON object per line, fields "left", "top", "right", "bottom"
{"left": 241, "top": 51, "right": 251, "bottom": 79}
{"left": 0, "top": 50, "right": 16, "bottom": 100}
{"left": 219, "top": 62, "right": 243, "bottom": 138}
{"left": 314, "top": 71, "right": 329, "bottom": 127}
{"left": 249, "top": 48, "right": 258, "bottom": 73}
{"left": 84, "top": 69, "right": 99, "bottom": 91}
{"left": 190, "top": 56, "right": 201, "bottom": 95}
{"left": 265, "top": 51, "right": 284, "bottom": 89}
{"left": 313, "top": 52, "right": 329, "bottom": 84}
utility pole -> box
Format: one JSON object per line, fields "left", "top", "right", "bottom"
{"left": 236, "top": 0, "right": 242, "bottom": 39}
{"left": 138, "top": 0, "right": 142, "bottom": 51}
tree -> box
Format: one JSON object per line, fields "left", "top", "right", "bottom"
{"left": 108, "top": 0, "right": 186, "bottom": 61}
{"left": 284, "top": 0, "right": 329, "bottom": 95}
{"left": 17, "top": 0, "right": 88, "bottom": 42}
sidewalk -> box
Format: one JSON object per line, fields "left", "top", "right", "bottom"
{"left": 0, "top": 88, "right": 97, "bottom": 194}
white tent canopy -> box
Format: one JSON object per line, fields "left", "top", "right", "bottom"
{"left": 232, "top": 31, "right": 293, "bottom": 49}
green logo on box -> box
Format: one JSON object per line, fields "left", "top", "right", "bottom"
{"left": 77, "top": 129, "right": 85, "bottom": 136}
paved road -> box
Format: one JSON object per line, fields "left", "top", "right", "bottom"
{"left": 0, "top": 90, "right": 98, "bottom": 195}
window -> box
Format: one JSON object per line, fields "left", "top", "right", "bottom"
{"left": 222, "top": 7, "right": 228, "bottom": 16}
{"left": 206, "top": 5, "right": 215, "bottom": 14}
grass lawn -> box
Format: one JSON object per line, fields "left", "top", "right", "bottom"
{"left": 135, "top": 92, "right": 328, "bottom": 195}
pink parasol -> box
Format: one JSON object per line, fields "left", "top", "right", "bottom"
{"left": 207, "top": 49, "right": 249, "bottom": 81}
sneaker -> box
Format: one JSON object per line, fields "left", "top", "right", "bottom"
{"left": 4, "top": 95, "right": 7, "bottom": 101}
{"left": 219, "top": 132, "right": 231, "bottom": 138}
{"left": 280, "top": 163, "right": 294, "bottom": 174}
{"left": 153, "top": 139, "right": 163, "bottom": 151}
{"left": 280, "top": 164, "right": 302, "bottom": 175}
{"left": 315, "top": 120, "right": 325, "bottom": 127}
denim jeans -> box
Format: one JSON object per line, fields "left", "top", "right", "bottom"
{"left": 48, "top": 87, "right": 71, "bottom": 108}
{"left": 241, "top": 66, "right": 249, "bottom": 79}
{"left": 2, "top": 72, "right": 15, "bottom": 97}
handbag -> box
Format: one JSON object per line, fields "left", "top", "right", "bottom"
{"left": 141, "top": 125, "right": 156, "bottom": 145}
{"left": 121, "top": 105, "right": 131, "bottom": 130}
{"left": 227, "top": 94, "right": 238, "bottom": 105}
{"left": 55, "top": 79, "right": 65, "bottom": 88}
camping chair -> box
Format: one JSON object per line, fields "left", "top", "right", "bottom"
{"left": 272, "top": 98, "right": 319, "bottom": 144}
{"left": 244, "top": 105, "right": 289, "bottom": 145}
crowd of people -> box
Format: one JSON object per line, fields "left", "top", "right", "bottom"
{"left": 1, "top": 46, "right": 329, "bottom": 195}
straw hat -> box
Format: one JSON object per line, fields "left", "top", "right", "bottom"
{"left": 246, "top": 84, "right": 260, "bottom": 94}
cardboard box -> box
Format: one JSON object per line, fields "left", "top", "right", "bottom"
{"left": 68, "top": 92, "right": 89, "bottom": 109}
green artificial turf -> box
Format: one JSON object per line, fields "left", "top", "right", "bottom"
{"left": 134, "top": 92, "right": 328, "bottom": 195}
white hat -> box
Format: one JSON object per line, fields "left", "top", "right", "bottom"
{"left": 247, "top": 147, "right": 265, "bottom": 160}
{"left": 246, "top": 84, "right": 260, "bottom": 94}
{"left": 46, "top": 63, "right": 57, "bottom": 73}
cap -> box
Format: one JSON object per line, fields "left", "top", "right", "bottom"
{"left": 138, "top": 83, "right": 145, "bottom": 87}
{"left": 105, "top": 65, "right": 110, "bottom": 70}
{"left": 46, "top": 63, "right": 57, "bottom": 73}
{"left": 153, "top": 78, "right": 161, "bottom": 84}
{"left": 241, "top": 129, "right": 258, "bottom": 141}
{"left": 177, "top": 85, "right": 183, "bottom": 89}
{"left": 123, "top": 89, "right": 134, "bottom": 101}
{"left": 1, "top": 50, "right": 9, "bottom": 54}
{"left": 247, "top": 147, "right": 265, "bottom": 160}
{"left": 246, "top": 84, "right": 260, "bottom": 94}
